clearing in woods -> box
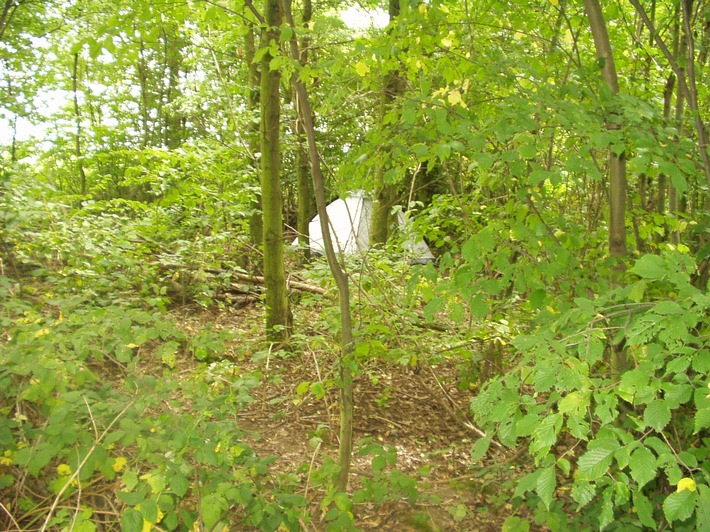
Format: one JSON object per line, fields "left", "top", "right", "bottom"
{"left": 168, "top": 302, "right": 530, "bottom": 531}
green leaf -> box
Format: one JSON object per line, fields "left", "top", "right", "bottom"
{"left": 502, "top": 516, "right": 530, "bottom": 532}
{"left": 663, "top": 489, "right": 696, "bottom": 523}
{"left": 696, "top": 485, "right": 710, "bottom": 531}
{"left": 118, "top": 491, "right": 146, "bottom": 506}
{"left": 559, "top": 390, "right": 590, "bottom": 415}
{"left": 628, "top": 280, "right": 646, "bottom": 302}
{"left": 170, "top": 473, "right": 189, "bottom": 498}
{"left": 514, "top": 470, "right": 540, "bottom": 498}
{"left": 279, "top": 25, "right": 293, "bottom": 42}
{"left": 644, "top": 400, "right": 671, "bottom": 431}
{"left": 633, "top": 491, "right": 657, "bottom": 529}
{"left": 140, "top": 499, "right": 159, "bottom": 524}
{"left": 469, "top": 293, "right": 489, "bottom": 319}
{"left": 529, "top": 413, "right": 562, "bottom": 458}
{"left": 200, "top": 495, "right": 224, "bottom": 530}
{"left": 471, "top": 436, "right": 491, "bottom": 462}
{"left": 577, "top": 440, "right": 618, "bottom": 481}
{"left": 571, "top": 480, "right": 596, "bottom": 507}
{"left": 694, "top": 408, "right": 710, "bottom": 434}
{"left": 536, "top": 466, "right": 556, "bottom": 510}
{"left": 448, "top": 503, "right": 467, "bottom": 522}
{"left": 599, "top": 486, "right": 614, "bottom": 530}
{"left": 121, "top": 508, "right": 143, "bottom": 532}
{"left": 629, "top": 446, "right": 657, "bottom": 488}
{"left": 630, "top": 254, "right": 667, "bottom": 280}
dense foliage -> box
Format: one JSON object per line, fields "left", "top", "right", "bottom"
{"left": 2, "top": 0, "right": 709, "bottom": 530}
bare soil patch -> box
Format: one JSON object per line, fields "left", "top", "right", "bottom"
{"left": 175, "top": 302, "right": 531, "bottom": 531}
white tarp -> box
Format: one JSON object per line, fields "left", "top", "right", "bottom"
{"left": 298, "top": 191, "right": 434, "bottom": 263}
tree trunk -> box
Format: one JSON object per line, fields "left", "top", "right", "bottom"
{"left": 245, "top": 24, "right": 263, "bottom": 250}
{"left": 584, "top": 0, "right": 627, "bottom": 258}
{"left": 283, "top": 0, "right": 354, "bottom": 492}
{"left": 72, "top": 53, "right": 87, "bottom": 195}
{"left": 261, "top": 0, "right": 291, "bottom": 343}
{"left": 631, "top": 0, "right": 710, "bottom": 197}
{"left": 295, "top": 0, "right": 315, "bottom": 260}
{"left": 370, "top": 0, "right": 403, "bottom": 246}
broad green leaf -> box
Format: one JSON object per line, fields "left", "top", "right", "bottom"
{"left": 448, "top": 503, "right": 467, "bottom": 522}
{"left": 630, "top": 254, "right": 667, "bottom": 280}
{"left": 571, "top": 480, "right": 596, "bottom": 507}
{"left": 139, "top": 499, "right": 159, "bottom": 524}
{"left": 599, "top": 486, "right": 614, "bottom": 530}
{"left": 644, "top": 400, "right": 671, "bottom": 431}
{"left": 696, "top": 485, "right": 710, "bottom": 531}
{"left": 514, "top": 470, "right": 540, "bottom": 498}
{"left": 663, "top": 489, "right": 696, "bottom": 523}
{"left": 633, "top": 491, "right": 657, "bottom": 529}
{"left": 121, "top": 509, "right": 143, "bottom": 532}
{"left": 694, "top": 407, "right": 710, "bottom": 434}
{"left": 200, "top": 495, "right": 224, "bottom": 530}
{"left": 279, "top": 25, "right": 293, "bottom": 42}
{"left": 118, "top": 491, "right": 145, "bottom": 506}
{"left": 470, "top": 436, "right": 491, "bottom": 462}
{"left": 502, "top": 516, "right": 530, "bottom": 532}
{"left": 530, "top": 413, "right": 562, "bottom": 458}
{"left": 577, "top": 440, "right": 618, "bottom": 481}
{"left": 536, "top": 466, "right": 556, "bottom": 510}
{"left": 170, "top": 473, "right": 189, "bottom": 498}
{"left": 469, "top": 293, "right": 489, "bottom": 319}
{"left": 559, "top": 390, "right": 590, "bottom": 415}
{"left": 618, "top": 369, "right": 648, "bottom": 402}
{"left": 628, "top": 280, "right": 646, "bottom": 302}
{"left": 629, "top": 446, "right": 657, "bottom": 488}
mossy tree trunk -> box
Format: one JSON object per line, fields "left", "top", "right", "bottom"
{"left": 245, "top": 23, "right": 263, "bottom": 251}
{"left": 295, "top": 0, "right": 315, "bottom": 260}
{"left": 261, "top": 0, "right": 291, "bottom": 343}
{"left": 370, "top": 0, "right": 403, "bottom": 246}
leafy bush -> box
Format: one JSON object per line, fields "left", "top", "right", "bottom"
{"left": 471, "top": 249, "right": 710, "bottom": 530}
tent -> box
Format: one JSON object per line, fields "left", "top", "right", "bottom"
{"left": 297, "top": 190, "right": 434, "bottom": 263}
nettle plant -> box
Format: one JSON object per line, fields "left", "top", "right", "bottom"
{"left": 471, "top": 249, "right": 710, "bottom": 530}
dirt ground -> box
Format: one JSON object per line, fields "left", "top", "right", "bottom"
{"left": 178, "top": 303, "right": 532, "bottom": 531}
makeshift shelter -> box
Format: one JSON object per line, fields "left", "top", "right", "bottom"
{"left": 297, "top": 191, "right": 434, "bottom": 263}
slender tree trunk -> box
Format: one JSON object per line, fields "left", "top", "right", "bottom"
{"left": 295, "top": 0, "right": 315, "bottom": 260}
{"left": 0, "top": 0, "right": 17, "bottom": 41}
{"left": 584, "top": 0, "right": 629, "bottom": 380}
{"left": 631, "top": 0, "right": 710, "bottom": 195}
{"left": 283, "top": 0, "right": 354, "bottom": 492}
{"left": 245, "top": 25, "right": 263, "bottom": 250}
{"left": 584, "top": 0, "right": 627, "bottom": 258}
{"left": 370, "top": 0, "right": 403, "bottom": 246}
{"left": 138, "top": 37, "right": 151, "bottom": 148}
{"left": 261, "top": 0, "right": 291, "bottom": 343}
{"left": 72, "top": 53, "right": 87, "bottom": 195}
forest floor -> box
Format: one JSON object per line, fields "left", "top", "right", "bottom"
{"left": 170, "top": 302, "right": 532, "bottom": 531}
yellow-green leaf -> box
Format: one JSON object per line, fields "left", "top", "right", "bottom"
{"left": 677, "top": 477, "right": 696, "bottom": 492}
{"left": 355, "top": 61, "right": 370, "bottom": 77}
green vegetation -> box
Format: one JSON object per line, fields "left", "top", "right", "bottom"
{"left": 1, "top": 0, "right": 709, "bottom": 530}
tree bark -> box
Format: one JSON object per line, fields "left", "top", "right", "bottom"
{"left": 72, "top": 53, "right": 87, "bottom": 195}
{"left": 630, "top": 0, "right": 710, "bottom": 196}
{"left": 295, "top": 0, "right": 315, "bottom": 260}
{"left": 283, "top": 0, "right": 354, "bottom": 492}
{"left": 261, "top": 0, "right": 291, "bottom": 343}
{"left": 370, "top": 0, "right": 403, "bottom": 246}
{"left": 245, "top": 24, "right": 264, "bottom": 250}
{"left": 584, "top": 0, "right": 627, "bottom": 258}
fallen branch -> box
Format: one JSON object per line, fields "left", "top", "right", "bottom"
{"left": 228, "top": 271, "right": 328, "bottom": 296}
